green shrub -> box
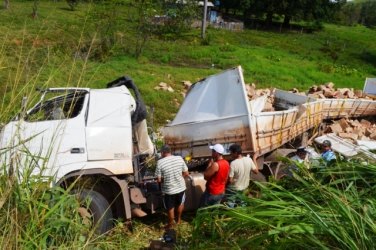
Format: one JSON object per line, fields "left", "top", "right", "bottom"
{"left": 192, "top": 160, "right": 376, "bottom": 249}
{"left": 66, "top": 0, "right": 79, "bottom": 11}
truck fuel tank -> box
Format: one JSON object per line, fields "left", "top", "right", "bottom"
{"left": 184, "top": 172, "right": 206, "bottom": 211}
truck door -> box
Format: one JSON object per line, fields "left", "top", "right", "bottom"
{"left": 20, "top": 91, "right": 88, "bottom": 176}
{"left": 85, "top": 87, "right": 134, "bottom": 174}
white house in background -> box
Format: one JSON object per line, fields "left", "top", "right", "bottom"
{"left": 198, "top": 1, "right": 214, "bottom": 7}
{"left": 175, "top": 0, "right": 214, "bottom": 6}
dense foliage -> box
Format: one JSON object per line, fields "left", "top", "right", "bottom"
{"left": 220, "top": 0, "right": 345, "bottom": 26}
{"left": 192, "top": 160, "right": 376, "bottom": 248}
{"left": 336, "top": 0, "right": 376, "bottom": 27}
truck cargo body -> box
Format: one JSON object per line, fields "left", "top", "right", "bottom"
{"left": 162, "top": 66, "right": 323, "bottom": 162}
{"left": 322, "top": 99, "right": 376, "bottom": 119}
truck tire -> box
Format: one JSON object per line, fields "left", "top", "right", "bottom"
{"left": 251, "top": 171, "right": 267, "bottom": 182}
{"left": 75, "top": 189, "right": 113, "bottom": 234}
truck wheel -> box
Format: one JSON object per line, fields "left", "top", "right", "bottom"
{"left": 251, "top": 171, "right": 267, "bottom": 182}
{"left": 75, "top": 189, "right": 113, "bottom": 234}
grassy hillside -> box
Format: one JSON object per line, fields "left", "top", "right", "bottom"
{"left": 1, "top": 2, "right": 376, "bottom": 249}
{"left": 1, "top": 1, "right": 376, "bottom": 127}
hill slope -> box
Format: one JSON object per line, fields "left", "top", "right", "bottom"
{"left": 0, "top": 1, "right": 375, "bottom": 126}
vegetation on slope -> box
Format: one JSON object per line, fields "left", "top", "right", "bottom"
{"left": 0, "top": 1, "right": 375, "bottom": 126}
{"left": 192, "top": 160, "right": 376, "bottom": 249}
{"left": 1, "top": 1, "right": 376, "bottom": 249}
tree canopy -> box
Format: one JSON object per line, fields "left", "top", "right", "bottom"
{"left": 219, "top": 0, "right": 346, "bottom": 26}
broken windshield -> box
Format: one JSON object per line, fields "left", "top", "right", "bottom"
{"left": 25, "top": 91, "right": 87, "bottom": 122}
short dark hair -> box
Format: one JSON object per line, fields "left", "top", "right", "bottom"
{"left": 297, "top": 147, "right": 307, "bottom": 154}
{"left": 160, "top": 144, "right": 171, "bottom": 153}
{"left": 322, "top": 140, "right": 331, "bottom": 147}
{"left": 229, "top": 144, "right": 242, "bottom": 154}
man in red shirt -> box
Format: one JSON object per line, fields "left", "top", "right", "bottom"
{"left": 199, "top": 144, "right": 230, "bottom": 207}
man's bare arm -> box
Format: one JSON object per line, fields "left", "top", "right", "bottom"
{"left": 252, "top": 153, "right": 259, "bottom": 174}
{"left": 204, "top": 160, "right": 219, "bottom": 180}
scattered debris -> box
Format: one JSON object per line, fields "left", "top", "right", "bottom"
{"left": 315, "top": 133, "right": 376, "bottom": 161}
{"left": 154, "top": 82, "right": 175, "bottom": 92}
{"left": 149, "top": 229, "right": 176, "bottom": 250}
{"left": 306, "top": 82, "right": 376, "bottom": 100}
{"left": 325, "top": 118, "right": 376, "bottom": 143}
{"left": 182, "top": 80, "right": 192, "bottom": 90}
{"left": 173, "top": 98, "right": 180, "bottom": 107}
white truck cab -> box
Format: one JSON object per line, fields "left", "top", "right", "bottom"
{"left": 0, "top": 77, "right": 156, "bottom": 233}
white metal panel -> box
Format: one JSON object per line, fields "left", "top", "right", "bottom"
{"left": 86, "top": 127, "right": 133, "bottom": 160}
{"left": 253, "top": 109, "right": 298, "bottom": 155}
{"left": 315, "top": 134, "right": 376, "bottom": 160}
{"left": 55, "top": 159, "right": 134, "bottom": 181}
{"left": 323, "top": 99, "right": 376, "bottom": 119}
{"left": 16, "top": 94, "right": 89, "bottom": 178}
{"left": 164, "top": 115, "right": 250, "bottom": 141}
{"left": 357, "top": 140, "right": 376, "bottom": 150}
{"left": 274, "top": 89, "right": 316, "bottom": 107}
{"left": 86, "top": 87, "right": 134, "bottom": 161}
{"left": 249, "top": 96, "right": 266, "bottom": 114}
{"left": 87, "top": 86, "right": 135, "bottom": 127}
{"left": 169, "top": 66, "right": 249, "bottom": 125}
{"left": 363, "top": 78, "right": 376, "bottom": 96}
{"left": 0, "top": 121, "right": 20, "bottom": 173}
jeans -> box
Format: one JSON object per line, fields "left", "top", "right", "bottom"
{"left": 225, "top": 188, "right": 247, "bottom": 208}
{"left": 199, "top": 190, "right": 224, "bottom": 207}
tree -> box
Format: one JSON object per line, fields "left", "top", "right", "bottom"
{"left": 276, "top": 0, "right": 345, "bottom": 27}
{"left": 160, "top": 0, "right": 199, "bottom": 35}
{"left": 257, "top": 0, "right": 281, "bottom": 26}
{"left": 334, "top": 1, "right": 361, "bottom": 26}
{"left": 360, "top": 0, "right": 376, "bottom": 27}
{"left": 4, "top": 0, "right": 9, "bottom": 10}
{"left": 278, "top": 0, "right": 305, "bottom": 26}
{"left": 222, "top": 0, "right": 345, "bottom": 27}
{"left": 31, "top": 0, "right": 39, "bottom": 18}
{"left": 132, "top": 0, "right": 159, "bottom": 57}
{"left": 335, "top": 0, "right": 376, "bottom": 27}
{"left": 66, "top": 0, "right": 79, "bottom": 11}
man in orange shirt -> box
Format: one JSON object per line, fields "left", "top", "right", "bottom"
{"left": 199, "top": 144, "right": 230, "bottom": 207}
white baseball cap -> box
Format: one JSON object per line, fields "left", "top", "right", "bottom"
{"left": 209, "top": 144, "right": 225, "bottom": 154}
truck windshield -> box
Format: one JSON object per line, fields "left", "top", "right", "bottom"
{"left": 25, "top": 91, "right": 86, "bottom": 122}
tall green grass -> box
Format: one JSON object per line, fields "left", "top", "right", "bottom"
{"left": 192, "top": 160, "right": 376, "bottom": 249}
{"left": 1, "top": 2, "right": 376, "bottom": 248}
{"left": 0, "top": 158, "right": 168, "bottom": 249}
{"left": 0, "top": 15, "right": 178, "bottom": 248}
{"left": 0, "top": 172, "right": 90, "bottom": 248}
{"left": 0, "top": 22, "right": 102, "bottom": 247}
